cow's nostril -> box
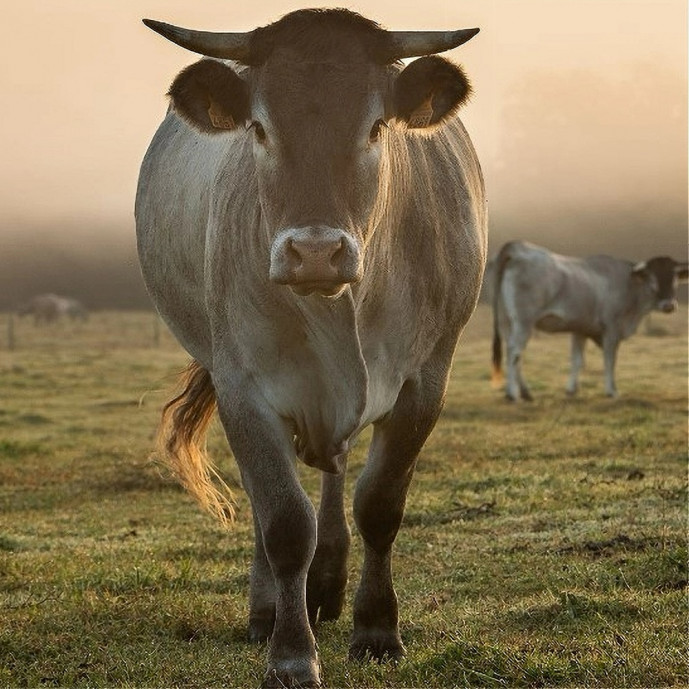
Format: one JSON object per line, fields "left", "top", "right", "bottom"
{"left": 330, "top": 238, "right": 345, "bottom": 268}
{"left": 285, "top": 238, "right": 303, "bottom": 269}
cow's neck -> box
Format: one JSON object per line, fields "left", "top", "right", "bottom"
{"left": 621, "top": 276, "right": 655, "bottom": 338}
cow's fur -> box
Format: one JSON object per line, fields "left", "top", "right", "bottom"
{"left": 491, "top": 240, "right": 687, "bottom": 400}
{"left": 136, "top": 9, "right": 486, "bottom": 687}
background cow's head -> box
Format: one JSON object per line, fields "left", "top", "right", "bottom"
{"left": 144, "top": 9, "right": 478, "bottom": 297}
{"left": 631, "top": 256, "right": 689, "bottom": 313}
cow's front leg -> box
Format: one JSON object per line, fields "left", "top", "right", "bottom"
{"left": 602, "top": 333, "right": 620, "bottom": 397}
{"left": 248, "top": 508, "right": 276, "bottom": 643}
{"left": 565, "top": 333, "right": 586, "bottom": 396}
{"left": 307, "top": 468, "right": 351, "bottom": 627}
{"left": 350, "top": 373, "right": 445, "bottom": 662}
{"left": 215, "top": 385, "right": 320, "bottom": 689}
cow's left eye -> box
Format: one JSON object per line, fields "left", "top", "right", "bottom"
{"left": 369, "top": 118, "right": 388, "bottom": 142}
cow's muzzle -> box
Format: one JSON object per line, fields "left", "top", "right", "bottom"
{"left": 657, "top": 298, "right": 678, "bottom": 314}
{"left": 269, "top": 227, "right": 362, "bottom": 297}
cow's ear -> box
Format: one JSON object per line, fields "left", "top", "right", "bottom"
{"left": 631, "top": 261, "right": 649, "bottom": 281}
{"left": 168, "top": 59, "right": 249, "bottom": 134}
{"left": 392, "top": 56, "right": 471, "bottom": 129}
{"left": 675, "top": 262, "right": 689, "bottom": 281}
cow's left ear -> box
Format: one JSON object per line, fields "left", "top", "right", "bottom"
{"left": 675, "top": 262, "right": 689, "bottom": 281}
{"left": 392, "top": 56, "right": 472, "bottom": 129}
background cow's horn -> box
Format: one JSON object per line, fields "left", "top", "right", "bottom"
{"left": 387, "top": 28, "right": 480, "bottom": 59}
{"left": 143, "top": 19, "right": 252, "bottom": 61}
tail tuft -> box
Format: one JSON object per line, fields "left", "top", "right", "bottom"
{"left": 155, "top": 360, "right": 236, "bottom": 526}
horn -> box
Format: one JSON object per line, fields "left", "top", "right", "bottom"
{"left": 387, "top": 28, "right": 480, "bottom": 60}
{"left": 142, "top": 19, "right": 252, "bottom": 62}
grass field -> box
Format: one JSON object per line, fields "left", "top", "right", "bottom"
{"left": 0, "top": 305, "right": 686, "bottom": 688}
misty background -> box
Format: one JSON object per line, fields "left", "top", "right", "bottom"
{"left": 1, "top": 0, "right": 686, "bottom": 310}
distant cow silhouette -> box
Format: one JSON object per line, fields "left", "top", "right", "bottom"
{"left": 17, "top": 294, "right": 88, "bottom": 324}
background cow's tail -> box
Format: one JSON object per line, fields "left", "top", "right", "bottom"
{"left": 491, "top": 243, "right": 513, "bottom": 388}
{"left": 155, "top": 360, "right": 235, "bottom": 525}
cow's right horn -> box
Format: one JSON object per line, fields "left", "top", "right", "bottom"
{"left": 387, "top": 28, "right": 480, "bottom": 60}
{"left": 143, "top": 19, "right": 253, "bottom": 62}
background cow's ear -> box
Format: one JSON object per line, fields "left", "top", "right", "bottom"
{"left": 675, "top": 262, "right": 689, "bottom": 281}
{"left": 168, "top": 59, "right": 249, "bottom": 134}
{"left": 392, "top": 56, "right": 471, "bottom": 129}
{"left": 631, "top": 261, "right": 649, "bottom": 281}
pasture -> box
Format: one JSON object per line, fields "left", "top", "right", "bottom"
{"left": 0, "top": 305, "right": 686, "bottom": 688}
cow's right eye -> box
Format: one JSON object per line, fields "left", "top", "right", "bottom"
{"left": 249, "top": 121, "right": 267, "bottom": 143}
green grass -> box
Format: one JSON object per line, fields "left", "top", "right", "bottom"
{"left": 0, "top": 307, "right": 686, "bottom": 687}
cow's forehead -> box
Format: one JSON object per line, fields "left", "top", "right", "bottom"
{"left": 646, "top": 256, "right": 677, "bottom": 278}
{"left": 247, "top": 8, "right": 393, "bottom": 66}
{"left": 253, "top": 59, "right": 386, "bottom": 123}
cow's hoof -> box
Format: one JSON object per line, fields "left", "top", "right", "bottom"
{"left": 248, "top": 615, "right": 275, "bottom": 644}
{"left": 262, "top": 665, "right": 320, "bottom": 688}
{"left": 349, "top": 630, "right": 405, "bottom": 663}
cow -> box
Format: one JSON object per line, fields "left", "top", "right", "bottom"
{"left": 16, "top": 294, "right": 88, "bottom": 324}
{"left": 491, "top": 240, "right": 688, "bottom": 401}
{"left": 135, "top": 9, "right": 487, "bottom": 687}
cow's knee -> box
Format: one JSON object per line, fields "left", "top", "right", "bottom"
{"left": 261, "top": 496, "right": 317, "bottom": 578}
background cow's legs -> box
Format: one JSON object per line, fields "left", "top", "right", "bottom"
{"left": 215, "top": 386, "right": 320, "bottom": 688}
{"left": 505, "top": 325, "right": 533, "bottom": 401}
{"left": 307, "top": 468, "right": 351, "bottom": 626}
{"left": 602, "top": 333, "right": 620, "bottom": 397}
{"left": 350, "top": 343, "right": 451, "bottom": 661}
{"left": 566, "top": 333, "right": 587, "bottom": 396}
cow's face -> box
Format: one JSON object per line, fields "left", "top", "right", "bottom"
{"left": 154, "top": 11, "right": 476, "bottom": 298}
{"left": 167, "top": 54, "right": 471, "bottom": 297}
{"left": 632, "top": 257, "right": 689, "bottom": 313}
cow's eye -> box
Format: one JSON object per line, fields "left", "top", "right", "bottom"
{"left": 249, "top": 120, "right": 267, "bottom": 144}
{"left": 369, "top": 118, "right": 388, "bottom": 142}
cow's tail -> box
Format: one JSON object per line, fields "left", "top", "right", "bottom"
{"left": 491, "top": 243, "right": 512, "bottom": 388}
{"left": 155, "top": 360, "right": 235, "bottom": 525}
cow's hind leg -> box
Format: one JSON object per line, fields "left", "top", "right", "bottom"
{"left": 506, "top": 325, "right": 533, "bottom": 401}
{"left": 350, "top": 362, "right": 447, "bottom": 662}
{"left": 307, "top": 469, "right": 351, "bottom": 626}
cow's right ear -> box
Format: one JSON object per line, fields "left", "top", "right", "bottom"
{"left": 168, "top": 60, "right": 249, "bottom": 134}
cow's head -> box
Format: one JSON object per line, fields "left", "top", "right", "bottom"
{"left": 144, "top": 9, "right": 478, "bottom": 297}
{"left": 632, "top": 257, "right": 689, "bottom": 313}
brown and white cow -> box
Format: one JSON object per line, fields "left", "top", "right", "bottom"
{"left": 135, "top": 9, "right": 487, "bottom": 687}
{"left": 491, "top": 240, "right": 687, "bottom": 400}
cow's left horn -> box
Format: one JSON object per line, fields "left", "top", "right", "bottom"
{"left": 143, "top": 19, "right": 252, "bottom": 62}
{"left": 387, "top": 28, "right": 480, "bottom": 60}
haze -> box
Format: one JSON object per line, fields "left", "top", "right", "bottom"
{"left": 0, "top": 0, "right": 685, "bottom": 308}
